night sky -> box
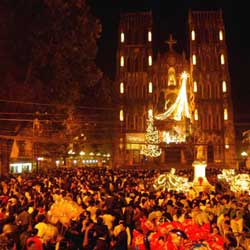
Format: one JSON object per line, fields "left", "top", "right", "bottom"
{"left": 88, "top": 0, "right": 250, "bottom": 122}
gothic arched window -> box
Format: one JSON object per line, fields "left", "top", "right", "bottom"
{"left": 168, "top": 67, "right": 176, "bottom": 86}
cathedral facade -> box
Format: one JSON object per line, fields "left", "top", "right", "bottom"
{"left": 113, "top": 10, "right": 236, "bottom": 169}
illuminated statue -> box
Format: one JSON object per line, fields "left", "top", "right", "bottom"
{"left": 153, "top": 168, "right": 191, "bottom": 192}
{"left": 196, "top": 145, "right": 205, "bottom": 161}
{"left": 218, "top": 169, "right": 250, "bottom": 194}
{"left": 168, "top": 67, "right": 176, "bottom": 86}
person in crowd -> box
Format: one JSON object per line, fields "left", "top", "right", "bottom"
{"left": 25, "top": 228, "right": 43, "bottom": 250}
{"left": 111, "top": 220, "right": 128, "bottom": 250}
{"left": 0, "top": 166, "right": 250, "bottom": 250}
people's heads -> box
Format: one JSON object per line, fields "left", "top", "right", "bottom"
{"left": 119, "top": 220, "right": 126, "bottom": 229}
{"left": 191, "top": 243, "right": 210, "bottom": 250}
{"left": 221, "top": 195, "right": 229, "bottom": 204}
{"left": 192, "top": 202, "right": 200, "bottom": 210}
{"left": 169, "top": 229, "right": 187, "bottom": 246}
{"left": 96, "top": 216, "right": 103, "bottom": 225}
{"left": 36, "top": 214, "right": 46, "bottom": 223}
{"left": 30, "top": 228, "right": 38, "bottom": 237}
{"left": 224, "top": 213, "right": 230, "bottom": 220}
{"left": 2, "top": 224, "right": 15, "bottom": 235}
{"left": 211, "top": 226, "right": 220, "bottom": 234}
{"left": 27, "top": 240, "right": 36, "bottom": 250}
{"left": 224, "top": 219, "right": 231, "bottom": 229}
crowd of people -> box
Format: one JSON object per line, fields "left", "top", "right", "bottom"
{"left": 0, "top": 166, "right": 250, "bottom": 250}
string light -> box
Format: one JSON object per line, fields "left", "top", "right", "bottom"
{"left": 140, "top": 114, "right": 161, "bottom": 157}
{"left": 155, "top": 71, "right": 190, "bottom": 121}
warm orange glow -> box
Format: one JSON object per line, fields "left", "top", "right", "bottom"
{"left": 148, "top": 31, "right": 152, "bottom": 42}
{"left": 121, "top": 32, "right": 125, "bottom": 43}
{"left": 191, "top": 30, "right": 195, "bottom": 41}
{"left": 120, "top": 109, "right": 124, "bottom": 121}
{"left": 220, "top": 54, "right": 225, "bottom": 65}
{"left": 120, "top": 56, "right": 124, "bottom": 67}
{"left": 194, "top": 109, "right": 198, "bottom": 120}
{"left": 219, "top": 30, "right": 223, "bottom": 41}
{"left": 193, "top": 81, "right": 197, "bottom": 92}
{"left": 224, "top": 108, "right": 228, "bottom": 120}
{"left": 148, "top": 55, "right": 152, "bottom": 66}
{"left": 148, "top": 82, "right": 153, "bottom": 93}
{"left": 192, "top": 54, "right": 196, "bottom": 65}
{"left": 120, "top": 82, "right": 124, "bottom": 94}
{"left": 222, "top": 80, "right": 227, "bottom": 93}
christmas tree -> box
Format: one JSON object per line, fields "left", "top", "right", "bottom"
{"left": 141, "top": 114, "right": 161, "bottom": 157}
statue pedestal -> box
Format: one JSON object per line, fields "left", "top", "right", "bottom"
{"left": 192, "top": 161, "right": 214, "bottom": 193}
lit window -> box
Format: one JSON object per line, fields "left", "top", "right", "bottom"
{"left": 120, "top": 82, "right": 124, "bottom": 94}
{"left": 224, "top": 108, "right": 228, "bottom": 120}
{"left": 148, "top": 31, "right": 152, "bottom": 42}
{"left": 192, "top": 54, "right": 196, "bottom": 65}
{"left": 148, "top": 109, "right": 153, "bottom": 118}
{"left": 120, "top": 109, "right": 124, "bottom": 121}
{"left": 148, "top": 82, "right": 153, "bottom": 93}
{"left": 120, "top": 56, "right": 124, "bottom": 67}
{"left": 222, "top": 81, "right": 227, "bottom": 93}
{"left": 148, "top": 55, "right": 152, "bottom": 66}
{"left": 193, "top": 81, "right": 197, "bottom": 93}
{"left": 219, "top": 30, "right": 223, "bottom": 41}
{"left": 220, "top": 54, "right": 225, "bottom": 65}
{"left": 191, "top": 30, "right": 195, "bottom": 41}
{"left": 225, "top": 137, "right": 229, "bottom": 149}
{"left": 194, "top": 109, "right": 198, "bottom": 120}
{"left": 121, "top": 32, "right": 125, "bottom": 43}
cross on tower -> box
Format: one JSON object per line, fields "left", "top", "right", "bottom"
{"left": 166, "top": 34, "right": 177, "bottom": 51}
